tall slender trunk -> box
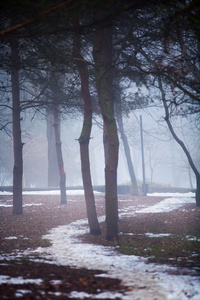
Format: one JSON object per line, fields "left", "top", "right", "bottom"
{"left": 116, "top": 110, "right": 138, "bottom": 195}
{"left": 187, "top": 164, "right": 194, "bottom": 190}
{"left": 73, "top": 18, "right": 101, "bottom": 235}
{"left": 46, "top": 109, "right": 60, "bottom": 187}
{"left": 93, "top": 13, "right": 119, "bottom": 240}
{"left": 11, "top": 39, "right": 23, "bottom": 215}
{"left": 53, "top": 105, "right": 67, "bottom": 205}
{"left": 159, "top": 77, "right": 200, "bottom": 207}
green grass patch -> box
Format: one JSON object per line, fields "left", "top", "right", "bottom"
{"left": 81, "top": 223, "right": 200, "bottom": 273}
{"left": 117, "top": 234, "right": 200, "bottom": 269}
{"left": 38, "top": 237, "right": 52, "bottom": 248}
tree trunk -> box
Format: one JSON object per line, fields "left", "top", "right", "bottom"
{"left": 73, "top": 18, "right": 101, "bottom": 235}
{"left": 79, "top": 135, "right": 102, "bottom": 234}
{"left": 46, "top": 109, "right": 60, "bottom": 187}
{"left": 93, "top": 13, "right": 119, "bottom": 240}
{"left": 116, "top": 110, "right": 138, "bottom": 195}
{"left": 11, "top": 39, "right": 23, "bottom": 215}
{"left": 53, "top": 106, "right": 67, "bottom": 205}
{"left": 159, "top": 77, "right": 200, "bottom": 207}
{"left": 196, "top": 174, "right": 200, "bottom": 207}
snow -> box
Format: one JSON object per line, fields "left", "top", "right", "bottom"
{"left": 0, "top": 189, "right": 95, "bottom": 207}
{"left": 34, "top": 217, "right": 199, "bottom": 299}
{"left": 0, "top": 189, "right": 102, "bottom": 196}
{"left": 28, "top": 191, "right": 199, "bottom": 300}
{"left": 68, "top": 291, "right": 124, "bottom": 299}
{"left": 147, "top": 192, "right": 195, "bottom": 198}
{"left": 0, "top": 190, "right": 199, "bottom": 299}
{"left": 0, "top": 202, "right": 42, "bottom": 208}
{"left": 186, "top": 235, "right": 200, "bottom": 242}
{"left": 0, "top": 275, "right": 43, "bottom": 285}
{"left": 15, "top": 289, "right": 32, "bottom": 297}
{"left": 120, "top": 233, "right": 172, "bottom": 238}
{"left": 136, "top": 197, "right": 195, "bottom": 213}
{"left": 4, "top": 236, "right": 29, "bottom": 240}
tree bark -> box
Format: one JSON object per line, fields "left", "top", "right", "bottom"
{"left": 159, "top": 77, "right": 200, "bottom": 207}
{"left": 11, "top": 39, "right": 23, "bottom": 215}
{"left": 46, "top": 109, "right": 60, "bottom": 187}
{"left": 93, "top": 13, "right": 119, "bottom": 240}
{"left": 116, "top": 109, "right": 138, "bottom": 195}
{"left": 73, "top": 18, "right": 101, "bottom": 235}
{"left": 53, "top": 105, "right": 67, "bottom": 205}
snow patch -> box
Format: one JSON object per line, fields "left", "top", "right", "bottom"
{"left": 0, "top": 275, "right": 43, "bottom": 285}
{"left": 136, "top": 197, "right": 195, "bottom": 213}
{"left": 0, "top": 189, "right": 103, "bottom": 196}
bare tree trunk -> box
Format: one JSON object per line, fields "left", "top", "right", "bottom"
{"left": 53, "top": 105, "right": 67, "bottom": 205}
{"left": 11, "top": 39, "right": 23, "bottom": 215}
{"left": 116, "top": 110, "right": 138, "bottom": 195}
{"left": 73, "top": 18, "right": 101, "bottom": 235}
{"left": 187, "top": 164, "right": 194, "bottom": 190}
{"left": 46, "top": 109, "right": 59, "bottom": 187}
{"left": 159, "top": 77, "right": 200, "bottom": 207}
{"left": 93, "top": 13, "right": 119, "bottom": 240}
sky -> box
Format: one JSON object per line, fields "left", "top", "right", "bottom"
{"left": 0, "top": 190, "right": 199, "bottom": 299}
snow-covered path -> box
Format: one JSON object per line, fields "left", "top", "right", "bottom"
{"left": 0, "top": 190, "right": 199, "bottom": 299}
{"left": 30, "top": 192, "right": 200, "bottom": 300}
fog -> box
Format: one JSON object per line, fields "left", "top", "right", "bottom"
{"left": 0, "top": 106, "right": 199, "bottom": 189}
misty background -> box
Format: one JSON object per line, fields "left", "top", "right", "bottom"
{"left": 1, "top": 104, "right": 199, "bottom": 190}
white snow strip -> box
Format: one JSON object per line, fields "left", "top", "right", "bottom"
{"left": 0, "top": 189, "right": 103, "bottom": 196}
{"left": 119, "top": 233, "right": 172, "bottom": 238}
{"left": 136, "top": 197, "right": 195, "bottom": 213}
{"left": 186, "top": 236, "right": 200, "bottom": 242}
{"left": 144, "top": 233, "right": 172, "bottom": 238}
{"left": 118, "top": 196, "right": 196, "bottom": 217}
{"left": 15, "top": 289, "right": 32, "bottom": 297}
{"left": 48, "top": 291, "right": 63, "bottom": 296}
{"left": 68, "top": 291, "right": 123, "bottom": 299}
{"left": 0, "top": 191, "right": 12, "bottom": 196}
{"left": 147, "top": 192, "right": 195, "bottom": 198}
{"left": 50, "top": 279, "right": 62, "bottom": 285}
{"left": 0, "top": 203, "right": 42, "bottom": 208}
{"left": 0, "top": 275, "right": 43, "bottom": 285}
{"left": 23, "top": 203, "right": 42, "bottom": 207}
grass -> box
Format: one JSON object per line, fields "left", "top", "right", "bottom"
{"left": 117, "top": 234, "right": 200, "bottom": 268}
{"left": 81, "top": 213, "right": 200, "bottom": 274}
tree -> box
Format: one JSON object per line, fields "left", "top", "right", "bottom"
{"left": 2, "top": 0, "right": 199, "bottom": 217}
{"left": 73, "top": 17, "right": 101, "bottom": 235}
{"left": 49, "top": 68, "right": 67, "bottom": 205}
{"left": 53, "top": 103, "right": 67, "bottom": 205}
{"left": 116, "top": 105, "right": 138, "bottom": 195}
{"left": 138, "top": 1, "right": 200, "bottom": 205}
{"left": 46, "top": 109, "right": 60, "bottom": 187}
{"left": 93, "top": 12, "right": 119, "bottom": 241}
{"left": 10, "top": 38, "right": 23, "bottom": 215}
{"left": 118, "top": 1, "right": 200, "bottom": 203}
{"left": 159, "top": 77, "right": 200, "bottom": 207}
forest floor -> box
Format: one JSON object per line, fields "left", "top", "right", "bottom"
{"left": 0, "top": 193, "right": 200, "bottom": 299}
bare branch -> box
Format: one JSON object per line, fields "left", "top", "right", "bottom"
{"left": 0, "top": 0, "right": 75, "bottom": 37}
